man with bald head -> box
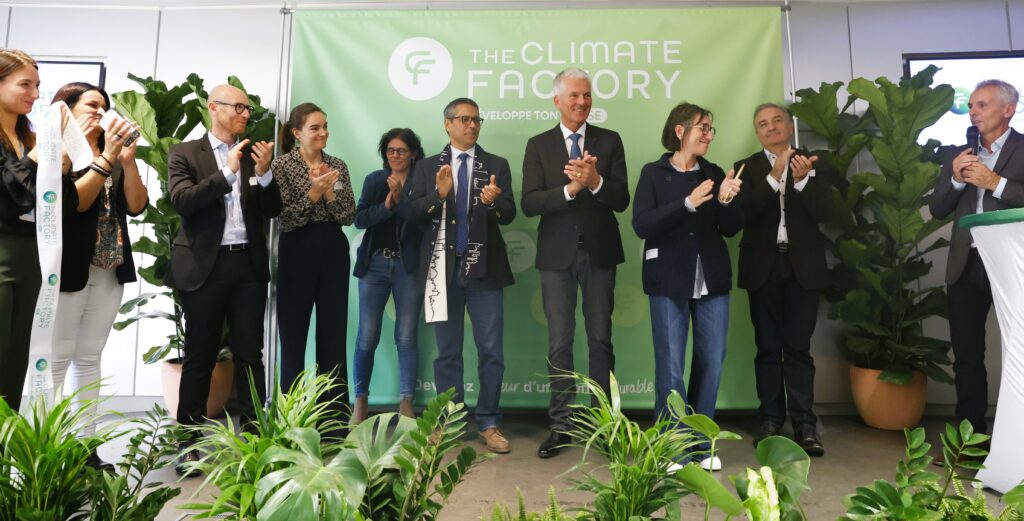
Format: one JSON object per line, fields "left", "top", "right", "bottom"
{"left": 166, "top": 85, "right": 281, "bottom": 475}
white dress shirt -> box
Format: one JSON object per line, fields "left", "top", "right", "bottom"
{"left": 208, "top": 133, "right": 273, "bottom": 245}
{"left": 764, "top": 148, "right": 812, "bottom": 245}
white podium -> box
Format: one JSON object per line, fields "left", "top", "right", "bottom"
{"left": 962, "top": 209, "right": 1024, "bottom": 494}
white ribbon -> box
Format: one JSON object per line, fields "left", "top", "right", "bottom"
{"left": 424, "top": 202, "right": 449, "bottom": 323}
{"left": 24, "top": 102, "right": 91, "bottom": 408}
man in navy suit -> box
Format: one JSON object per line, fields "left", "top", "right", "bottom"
{"left": 165, "top": 84, "right": 281, "bottom": 475}
{"left": 930, "top": 79, "right": 1024, "bottom": 435}
{"left": 521, "top": 68, "right": 629, "bottom": 458}
{"left": 399, "top": 98, "right": 516, "bottom": 453}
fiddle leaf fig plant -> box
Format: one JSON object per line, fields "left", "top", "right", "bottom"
{"left": 110, "top": 73, "right": 276, "bottom": 364}
{"left": 791, "top": 65, "right": 955, "bottom": 384}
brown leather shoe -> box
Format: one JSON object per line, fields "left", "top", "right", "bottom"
{"left": 351, "top": 396, "right": 369, "bottom": 425}
{"left": 479, "top": 427, "right": 511, "bottom": 453}
{"left": 399, "top": 397, "right": 415, "bottom": 418}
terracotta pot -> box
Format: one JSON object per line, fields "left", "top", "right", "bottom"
{"left": 849, "top": 365, "right": 927, "bottom": 430}
{"left": 161, "top": 358, "right": 235, "bottom": 419}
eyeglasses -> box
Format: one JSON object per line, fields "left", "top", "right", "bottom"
{"left": 386, "top": 147, "right": 410, "bottom": 157}
{"left": 447, "top": 115, "right": 484, "bottom": 126}
{"left": 683, "top": 123, "right": 716, "bottom": 135}
{"left": 211, "top": 100, "right": 255, "bottom": 115}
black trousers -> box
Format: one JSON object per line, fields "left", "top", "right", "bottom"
{"left": 747, "top": 251, "right": 820, "bottom": 428}
{"left": 947, "top": 249, "right": 993, "bottom": 434}
{"left": 539, "top": 248, "right": 616, "bottom": 432}
{"left": 277, "top": 222, "right": 349, "bottom": 417}
{"left": 0, "top": 233, "right": 40, "bottom": 412}
{"left": 178, "top": 248, "right": 268, "bottom": 427}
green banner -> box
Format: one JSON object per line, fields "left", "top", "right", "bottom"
{"left": 290, "top": 7, "right": 783, "bottom": 408}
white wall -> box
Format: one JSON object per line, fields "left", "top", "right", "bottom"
{"left": 2, "top": 0, "right": 1020, "bottom": 408}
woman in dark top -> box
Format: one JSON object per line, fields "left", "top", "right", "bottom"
{"left": 272, "top": 103, "right": 355, "bottom": 418}
{"left": 632, "top": 102, "right": 743, "bottom": 472}
{"left": 50, "top": 83, "right": 147, "bottom": 461}
{"left": 0, "top": 49, "right": 80, "bottom": 412}
{"left": 351, "top": 128, "right": 424, "bottom": 423}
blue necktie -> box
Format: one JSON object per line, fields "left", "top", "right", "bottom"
{"left": 456, "top": 152, "right": 469, "bottom": 254}
{"left": 569, "top": 133, "right": 582, "bottom": 160}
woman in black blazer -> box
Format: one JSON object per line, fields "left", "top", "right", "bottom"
{"left": 632, "top": 102, "right": 743, "bottom": 472}
{"left": 50, "top": 83, "right": 147, "bottom": 466}
{"left": 351, "top": 128, "right": 424, "bottom": 423}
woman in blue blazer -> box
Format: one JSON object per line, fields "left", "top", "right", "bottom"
{"left": 632, "top": 102, "right": 743, "bottom": 471}
{"left": 351, "top": 128, "right": 425, "bottom": 423}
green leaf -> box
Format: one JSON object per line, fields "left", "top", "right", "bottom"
{"left": 676, "top": 463, "right": 744, "bottom": 516}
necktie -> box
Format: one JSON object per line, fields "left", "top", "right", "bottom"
{"left": 456, "top": 152, "right": 469, "bottom": 254}
{"left": 569, "top": 133, "right": 582, "bottom": 160}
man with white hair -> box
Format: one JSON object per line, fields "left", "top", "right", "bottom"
{"left": 930, "top": 79, "right": 1024, "bottom": 435}
{"left": 521, "top": 67, "right": 629, "bottom": 458}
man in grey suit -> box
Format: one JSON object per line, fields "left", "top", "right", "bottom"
{"left": 522, "top": 68, "right": 629, "bottom": 458}
{"left": 929, "top": 79, "right": 1024, "bottom": 435}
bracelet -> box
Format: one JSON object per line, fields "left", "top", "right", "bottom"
{"left": 96, "top": 154, "right": 114, "bottom": 169}
{"left": 89, "top": 163, "right": 112, "bottom": 178}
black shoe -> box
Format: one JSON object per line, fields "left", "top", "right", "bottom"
{"left": 752, "top": 421, "right": 782, "bottom": 448}
{"left": 85, "top": 450, "right": 115, "bottom": 473}
{"left": 538, "top": 431, "right": 571, "bottom": 459}
{"left": 175, "top": 444, "right": 203, "bottom": 477}
{"left": 795, "top": 424, "right": 824, "bottom": 457}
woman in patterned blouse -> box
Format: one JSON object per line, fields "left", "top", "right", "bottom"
{"left": 351, "top": 128, "right": 425, "bottom": 423}
{"left": 51, "top": 83, "right": 148, "bottom": 470}
{"left": 273, "top": 102, "right": 355, "bottom": 420}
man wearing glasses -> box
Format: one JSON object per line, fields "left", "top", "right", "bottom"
{"left": 732, "top": 103, "right": 832, "bottom": 457}
{"left": 399, "top": 97, "right": 516, "bottom": 453}
{"left": 165, "top": 84, "right": 280, "bottom": 475}
{"left": 521, "top": 68, "right": 629, "bottom": 458}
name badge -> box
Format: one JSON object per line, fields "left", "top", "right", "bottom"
{"left": 645, "top": 248, "right": 659, "bottom": 260}
{"left": 248, "top": 176, "right": 258, "bottom": 187}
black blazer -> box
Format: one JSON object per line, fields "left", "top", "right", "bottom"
{"left": 521, "top": 124, "right": 629, "bottom": 270}
{"left": 632, "top": 154, "right": 743, "bottom": 298}
{"left": 732, "top": 149, "right": 833, "bottom": 291}
{"left": 60, "top": 165, "right": 144, "bottom": 292}
{"left": 929, "top": 129, "right": 1024, "bottom": 285}
{"left": 165, "top": 134, "right": 282, "bottom": 292}
{"left": 397, "top": 144, "right": 516, "bottom": 289}
{"left": 353, "top": 168, "right": 422, "bottom": 278}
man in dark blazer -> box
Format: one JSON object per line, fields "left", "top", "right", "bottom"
{"left": 521, "top": 68, "right": 629, "bottom": 458}
{"left": 165, "top": 84, "right": 281, "bottom": 475}
{"left": 733, "top": 103, "right": 832, "bottom": 457}
{"left": 929, "top": 79, "right": 1024, "bottom": 435}
{"left": 398, "top": 97, "right": 516, "bottom": 454}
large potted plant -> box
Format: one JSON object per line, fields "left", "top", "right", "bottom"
{"left": 790, "top": 66, "right": 955, "bottom": 430}
{"left": 112, "top": 73, "right": 276, "bottom": 418}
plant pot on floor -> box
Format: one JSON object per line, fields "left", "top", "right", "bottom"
{"left": 850, "top": 365, "right": 927, "bottom": 430}
{"left": 161, "top": 357, "right": 235, "bottom": 419}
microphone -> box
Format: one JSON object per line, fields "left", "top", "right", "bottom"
{"left": 966, "top": 126, "right": 981, "bottom": 155}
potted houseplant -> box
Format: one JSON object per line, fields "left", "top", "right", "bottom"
{"left": 112, "top": 73, "right": 276, "bottom": 418}
{"left": 790, "top": 66, "right": 955, "bottom": 430}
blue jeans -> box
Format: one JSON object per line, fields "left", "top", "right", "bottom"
{"left": 649, "top": 293, "right": 729, "bottom": 436}
{"left": 433, "top": 261, "right": 505, "bottom": 430}
{"left": 353, "top": 255, "right": 422, "bottom": 399}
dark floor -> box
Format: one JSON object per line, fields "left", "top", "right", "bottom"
{"left": 121, "top": 413, "right": 1006, "bottom": 521}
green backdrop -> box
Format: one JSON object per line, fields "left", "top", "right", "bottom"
{"left": 288, "top": 7, "right": 783, "bottom": 408}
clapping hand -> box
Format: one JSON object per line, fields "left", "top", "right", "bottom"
{"left": 689, "top": 179, "right": 714, "bottom": 208}
{"left": 718, "top": 169, "right": 743, "bottom": 203}
{"left": 435, "top": 164, "right": 453, "bottom": 198}
{"left": 309, "top": 164, "right": 339, "bottom": 203}
{"left": 480, "top": 175, "right": 501, "bottom": 205}
{"left": 564, "top": 152, "right": 600, "bottom": 189}
{"left": 790, "top": 153, "right": 818, "bottom": 181}
{"left": 385, "top": 173, "right": 404, "bottom": 209}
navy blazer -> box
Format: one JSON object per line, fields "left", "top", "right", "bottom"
{"left": 397, "top": 144, "right": 516, "bottom": 289}
{"left": 632, "top": 153, "right": 743, "bottom": 299}
{"left": 353, "top": 168, "right": 422, "bottom": 278}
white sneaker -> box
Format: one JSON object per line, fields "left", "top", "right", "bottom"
{"left": 666, "top": 462, "right": 685, "bottom": 473}
{"left": 699, "top": 456, "right": 722, "bottom": 471}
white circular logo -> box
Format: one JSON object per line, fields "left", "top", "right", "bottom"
{"left": 388, "top": 37, "right": 453, "bottom": 101}
{"left": 503, "top": 230, "right": 536, "bottom": 274}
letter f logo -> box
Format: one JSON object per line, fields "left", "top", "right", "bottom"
{"left": 405, "top": 51, "right": 436, "bottom": 86}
